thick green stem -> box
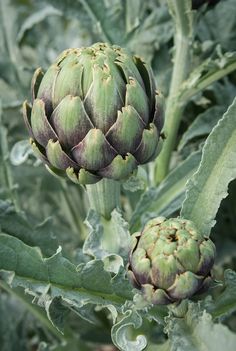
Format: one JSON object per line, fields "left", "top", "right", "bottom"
{"left": 155, "top": 34, "right": 190, "bottom": 184}
{"left": 168, "top": 299, "right": 188, "bottom": 317}
{"left": 169, "top": 36, "right": 190, "bottom": 97}
{"left": 86, "top": 178, "right": 121, "bottom": 219}
{"left": 155, "top": 1, "right": 236, "bottom": 185}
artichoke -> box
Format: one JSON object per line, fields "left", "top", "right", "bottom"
{"left": 23, "top": 42, "right": 164, "bottom": 185}
{"left": 128, "top": 217, "right": 215, "bottom": 305}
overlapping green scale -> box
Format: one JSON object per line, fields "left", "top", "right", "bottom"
{"left": 128, "top": 217, "right": 215, "bottom": 305}
{"left": 31, "top": 99, "right": 57, "bottom": 147}
{"left": 106, "top": 106, "right": 144, "bottom": 155}
{"left": 36, "top": 65, "right": 59, "bottom": 113}
{"left": 23, "top": 42, "right": 164, "bottom": 184}
{"left": 50, "top": 95, "right": 93, "bottom": 149}
{"left": 53, "top": 61, "right": 83, "bottom": 107}
{"left": 71, "top": 129, "right": 117, "bottom": 171}
{"left": 84, "top": 64, "right": 124, "bottom": 132}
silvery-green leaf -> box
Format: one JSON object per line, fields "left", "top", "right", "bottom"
{"left": 0, "top": 234, "right": 130, "bottom": 313}
{"left": 45, "top": 296, "right": 69, "bottom": 333}
{"left": 166, "top": 302, "right": 236, "bottom": 351}
{"left": 0, "top": 200, "right": 58, "bottom": 257}
{"left": 203, "top": 270, "right": 236, "bottom": 321}
{"left": 111, "top": 308, "right": 147, "bottom": 351}
{"left": 83, "top": 209, "right": 131, "bottom": 272}
{"left": 181, "top": 98, "right": 236, "bottom": 236}
{"left": 179, "top": 51, "right": 236, "bottom": 102}
{"left": 10, "top": 140, "right": 33, "bottom": 165}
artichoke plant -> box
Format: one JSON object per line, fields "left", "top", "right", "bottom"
{"left": 23, "top": 42, "right": 164, "bottom": 185}
{"left": 128, "top": 217, "right": 215, "bottom": 305}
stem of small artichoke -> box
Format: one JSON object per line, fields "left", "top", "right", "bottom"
{"left": 154, "top": 3, "right": 192, "bottom": 184}
{"left": 86, "top": 178, "right": 121, "bottom": 219}
{"left": 167, "top": 299, "right": 188, "bottom": 318}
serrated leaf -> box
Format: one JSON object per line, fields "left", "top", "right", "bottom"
{"left": 181, "top": 98, "right": 236, "bottom": 236}
{"left": 180, "top": 50, "right": 236, "bottom": 102}
{"left": 0, "top": 234, "right": 131, "bottom": 325}
{"left": 204, "top": 269, "right": 236, "bottom": 320}
{"left": 111, "top": 308, "right": 147, "bottom": 351}
{"left": 145, "top": 304, "right": 168, "bottom": 326}
{"left": 111, "top": 267, "right": 134, "bottom": 301}
{"left": 166, "top": 302, "right": 236, "bottom": 351}
{"left": 45, "top": 296, "right": 70, "bottom": 333}
{"left": 46, "top": 292, "right": 118, "bottom": 334}
{"left": 83, "top": 210, "right": 105, "bottom": 259}
{"left": 130, "top": 151, "right": 201, "bottom": 232}
{"left": 0, "top": 200, "right": 58, "bottom": 257}
{"left": 83, "top": 209, "right": 131, "bottom": 272}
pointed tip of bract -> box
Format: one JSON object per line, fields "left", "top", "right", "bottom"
{"left": 22, "top": 99, "right": 31, "bottom": 115}
{"left": 134, "top": 123, "right": 159, "bottom": 164}
{"left": 45, "top": 164, "right": 66, "bottom": 179}
{"left": 30, "top": 138, "right": 49, "bottom": 165}
{"left": 133, "top": 55, "right": 156, "bottom": 106}
{"left": 31, "top": 67, "right": 44, "bottom": 101}
{"left": 142, "top": 284, "right": 173, "bottom": 305}
{"left": 98, "top": 153, "right": 137, "bottom": 180}
{"left": 167, "top": 271, "right": 204, "bottom": 301}
{"left": 66, "top": 167, "right": 101, "bottom": 185}
{"left": 153, "top": 92, "right": 165, "bottom": 132}
{"left": 22, "top": 100, "right": 33, "bottom": 137}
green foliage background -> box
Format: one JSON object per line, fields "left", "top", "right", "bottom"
{"left": 0, "top": 0, "right": 236, "bottom": 350}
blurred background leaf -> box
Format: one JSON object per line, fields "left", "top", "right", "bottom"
{"left": 0, "top": 0, "right": 236, "bottom": 349}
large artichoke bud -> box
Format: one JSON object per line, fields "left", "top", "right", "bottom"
{"left": 23, "top": 42, "right": 164, "bottom": 185}
{"left": 128, "top": 217, "right": 215, "bottom": 305}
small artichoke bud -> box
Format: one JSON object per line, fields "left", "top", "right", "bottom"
{"left": 23, "top": 42, "right": 164, "bottom": 185}
{"left": 128, "top": 217, "right": 215, "bottom": 305}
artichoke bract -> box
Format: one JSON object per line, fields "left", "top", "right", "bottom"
{"left": 128, "top": 217, "right": 215, "bottom": 305}
{"left": 23, "top": 42, "right": 164, "bottom": 184}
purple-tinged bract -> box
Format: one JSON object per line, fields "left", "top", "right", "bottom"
{"left": 23, "top": 42, "right": 164, "bottom": 184}
{"left": 128, "top": 217, "right": 215, "bottom": 305}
